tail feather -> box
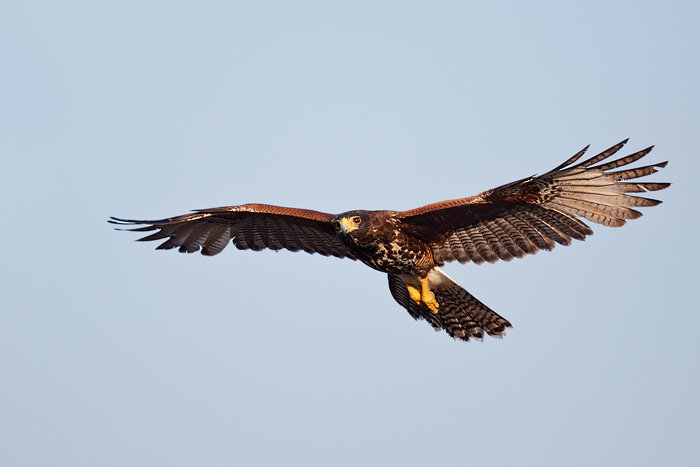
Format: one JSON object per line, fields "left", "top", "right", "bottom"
{"left": 387, "top": 274, "right": 511, "bottom": 342}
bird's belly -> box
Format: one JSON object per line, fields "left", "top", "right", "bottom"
{"left": 355, "top": 240, "right": 422, "bottom": 274}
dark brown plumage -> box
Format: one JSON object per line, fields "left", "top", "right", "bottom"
{"left": 110, "top": 140, "right": 669, "bottom": 342}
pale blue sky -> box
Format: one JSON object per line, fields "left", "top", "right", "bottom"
{"left": 1, "top": 1, "right": 698, "bottom": 466}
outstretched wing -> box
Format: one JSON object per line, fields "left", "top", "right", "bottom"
{"left": 397, "top": 140, "right": 670, "bottom": 265}
{"left": 110, "top": 203, "right": 356, "bottom": 259}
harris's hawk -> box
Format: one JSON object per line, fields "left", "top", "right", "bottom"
{"left": 110, "top": 140, "right": 668, "bottom": 342}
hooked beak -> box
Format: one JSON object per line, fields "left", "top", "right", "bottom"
{"left": 340, "top": 217, "right": 358, "bottom": 235}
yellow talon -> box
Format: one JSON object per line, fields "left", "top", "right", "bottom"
{"left": 406, "top": 284, "right": 422, "bottom": 304}
{"left": 406, "top": 278, "right": 439, "bottom": 314}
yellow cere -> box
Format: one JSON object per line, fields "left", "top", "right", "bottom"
{"left": 340, "top": 217, "right": 359, "bottom": 233}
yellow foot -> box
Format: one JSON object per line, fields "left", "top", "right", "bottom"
{"left": 420, "top": 277, "right": 440, "bottom": 313}
{"left": 405, "top": 278, "right": 440, "bottom": 314}
{"left": 422, "top": 290, "right": 439, "bottom": 314}
{"left": 406, "top": 284, "right": 422, "bottom": 304}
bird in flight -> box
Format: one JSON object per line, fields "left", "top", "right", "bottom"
{"left": 110, "top": 140, "right": 668, "bottom": 342}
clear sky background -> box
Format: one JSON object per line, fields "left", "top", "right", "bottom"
{"left": 1, "top": 1, "right": 698, "bottom": 466}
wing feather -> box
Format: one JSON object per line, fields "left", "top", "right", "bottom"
{"left": 397, "top": 140, "right": 669, "bottom": 265}
{"left": 486, "top": 218, "right": 520, "bottom": 259}
{"left": 507, "top": 212, "right": 551, "bottom": 251}
{"left": 494, "top": 217, "right": 530, "bottom": 257}
{"left": 202, "top": 225, "right": 231, "bottom": 256}
{"left": 110, "top": 204, "right": 356, "bottom": 260}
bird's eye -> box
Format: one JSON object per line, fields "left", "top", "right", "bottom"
{"left": 333, "top": 221, "right": 341, "bottom": 231}
{"left": 352, "top": 216, "right": 361, "bottom": 225}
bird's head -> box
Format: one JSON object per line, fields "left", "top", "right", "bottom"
{"left": 332, "top": 211, "right": 366, "bottom": 238}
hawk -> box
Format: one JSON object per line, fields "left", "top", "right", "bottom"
{"left": 110, "top": 140, "right": 668, "bottom": 341}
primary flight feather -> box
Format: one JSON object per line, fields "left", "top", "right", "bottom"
{"left": 110, "top": 140, "right": 668, "bottom": 341}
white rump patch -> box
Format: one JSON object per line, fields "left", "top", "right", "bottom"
{"left": 399, "top": 267, "right": 456, "bottom": 290}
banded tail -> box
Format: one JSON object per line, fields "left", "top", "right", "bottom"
{"left": 388, "top": 272, "right": 511, "bottom": 342}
